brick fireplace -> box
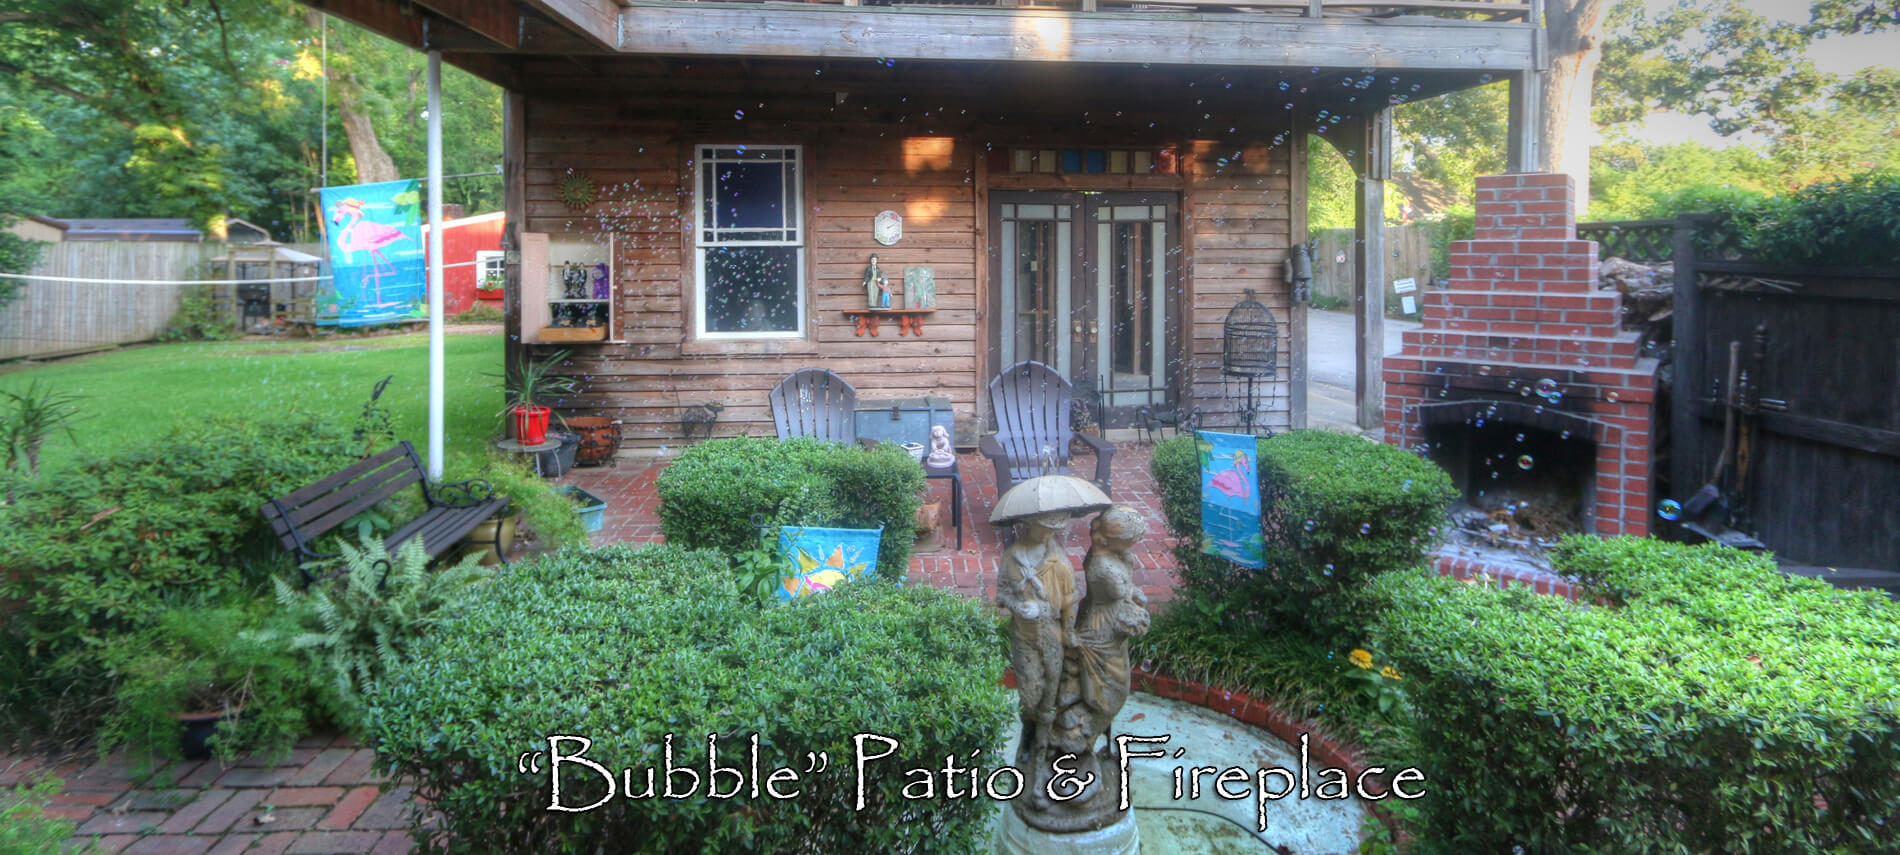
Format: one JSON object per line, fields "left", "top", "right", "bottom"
{"left": 1384, "top": 173, "right": 1660, "bottom": 544}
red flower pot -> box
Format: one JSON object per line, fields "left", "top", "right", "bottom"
{"left": 513, "top": 405, "right": 552, "bottom": 445}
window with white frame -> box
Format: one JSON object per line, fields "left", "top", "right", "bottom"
{"left": 474, "top": 250, "right": 505, "bottom": 289}
{"left": 694, "top": 145, "right": 803, "bottom": 337}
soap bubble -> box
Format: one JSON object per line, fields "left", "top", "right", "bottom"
{"left": 1657, "top": 500, "right": 1683, "bottom": 521}
{"left": 1359, "top": 523, "right": 1372, "bottom": 534}
{"left": 1322, "top": 564, "right": 1335, "bottom": 577}
{"left": 1140, "top": 659, "right": 1155, "bottom": 672}
{"left": 1517, "top": 455, "right": 1534, "bottom": 470}
{"left": 734, "top": 109, "right": 745, "bottom": 119}
{"left": 1402, "top": 479, "right": 1413, "bottom": 491}
{"left": 1536, "top": 378, "right": 1559, "bottom": 397}
{"left": 1303, "top": 519, "right": 1316, "bottom": 532}
{"left": 1515, "top": 433, "right": 1525, "bottom": 443}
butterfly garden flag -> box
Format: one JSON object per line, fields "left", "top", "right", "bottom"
{"left": 775, "top": 526, "right": 882, "bottom": 601}
{"left": 1197, "top": 430, "right": 1264, "bottom": 569}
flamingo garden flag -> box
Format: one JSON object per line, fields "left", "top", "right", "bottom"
{"left": 1197, "top": 430, "right": 1265, "bottom": 569}
{"left": 318, "top": 179, "right": 427, "bottom": 328}
{"left": 775, "top": 526, "right": 882, "bottom": 601}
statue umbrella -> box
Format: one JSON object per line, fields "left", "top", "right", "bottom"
{"left": 989, "top": 475, "right": 1112, "bottom": 526}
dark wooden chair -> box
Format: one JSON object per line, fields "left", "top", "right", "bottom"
{"left": 770, "top": 368, "right": 874, "bottom": 447}
{"left": 259, "top": 441, "right": 508, "bottom": 584}
{"left": 980, "top": 361, "right": 1116, "bottom": 492}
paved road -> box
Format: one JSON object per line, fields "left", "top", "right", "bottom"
{"left": 1304, "top": 309, "right": 1419, "bottom": 432}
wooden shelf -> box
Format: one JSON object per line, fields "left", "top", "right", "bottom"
{"left": 842, "top": 308, "right": 935, "bottom": 337}
{"left": 538, "top": 326, "right": 608, "bottom": 343}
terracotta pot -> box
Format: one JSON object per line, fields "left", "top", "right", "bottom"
{"left": 458, "top": 513, "right": 518, "bottom": 566}
{"left": 512, "top": 406, "right": 551, "bottom": 445}
{"left": 566, "top": 416, "right": 621, "bottom": 466}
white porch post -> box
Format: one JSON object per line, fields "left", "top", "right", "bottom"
{"left": 425, "top": 51, "right": 446, "bottom": 479}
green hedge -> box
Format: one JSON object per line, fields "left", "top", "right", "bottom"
{"left": 1151, "top": 431, "right": 1455, "bottom": 640}
{"left": 365, "top": 545, "right": 1012, "bottom": 853}
{"left": 0, "top": 416, "right": 358, "bottom": 734}
{"left": 1370, "top": 537, "right": 1900, "bottom": 853}
{"left": 657, "top": 436, "right": 923, "bottom": 580}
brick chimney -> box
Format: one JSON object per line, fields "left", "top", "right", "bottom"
{"left": 1384, "top": 173, "right": 1661, "bottom": 538}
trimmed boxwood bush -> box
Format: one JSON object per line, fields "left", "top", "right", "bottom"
{"left": 657, "top": 436, "right": 923, "bottom": 581}
{"left": 364, "top": 544, "right": 1012, "bottom": 853}
{"left": 1151, "top": 430, "right": 1455, "bottom": 640}
{"left": 1369, "top": 537, "right": 1900, "bottom": 854}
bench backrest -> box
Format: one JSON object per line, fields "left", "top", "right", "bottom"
{"left": 258, "top": 442, "right": 425, "bottom": 553}
{"left": 989, "top": 360, "right": 1074, "bottom": 470}
{"left": 769, "top": 368, "right": 858, "bottom": 443}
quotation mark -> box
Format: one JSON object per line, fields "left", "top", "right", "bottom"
{"left": 518, "top": 751, "right": 545, "bottom": 774}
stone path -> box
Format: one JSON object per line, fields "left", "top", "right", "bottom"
{"left": 1, "top": 734, "right": 424, "bottom": 854}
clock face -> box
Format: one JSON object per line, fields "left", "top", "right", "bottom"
{"left": 873, "top": 210, "right": 902, "bottom": 246}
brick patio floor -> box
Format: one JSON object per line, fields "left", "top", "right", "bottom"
{"left": 5, "top": 440, "right": 1186, "bottom": 852}
{"left": 559, "top": 440, "right": 1185, "bottom": 605}
{"left": 1, "top": 733, "right": 424, "bottom": 855}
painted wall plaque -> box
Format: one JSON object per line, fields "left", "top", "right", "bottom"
{"left": 874, "top": 210, "right": 903, "bottom": 246}
{"left": 904, "top": 266, "right": 936, "bottom": 309}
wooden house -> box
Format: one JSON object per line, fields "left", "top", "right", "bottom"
{"left": 302, "top": 0, "right": 1544, "bottom": 453}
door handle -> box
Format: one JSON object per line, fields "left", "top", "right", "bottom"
{"left": 1088, "top": 320, "right": 1098, "bottom": 344}
{"left": 1073, "top": 320, "right": 1084, "bottom": 341}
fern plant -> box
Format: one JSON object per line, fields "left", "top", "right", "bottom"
{"left": 272, "top": 535, "right": 491, "bottom": 729}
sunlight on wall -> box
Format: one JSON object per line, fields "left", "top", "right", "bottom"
{"left": 902, "top": 137, "right": 957, "bottom": 173}
{"left": 1012, "top": 16, "right": 1073, "bottom": 61}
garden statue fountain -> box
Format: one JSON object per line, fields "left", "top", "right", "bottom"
{"left": 991, "top": 476, "right": 1148, "bottom": 854}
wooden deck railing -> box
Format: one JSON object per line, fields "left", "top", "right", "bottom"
{"left": 653, "top": 0, "right": 1536, "bottom": 24}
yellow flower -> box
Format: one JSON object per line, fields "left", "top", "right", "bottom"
{"left": 1380, "top": 666, "right": 1403, "bottom": 681}
{"left": 1349, "top": 649, "right": 1374, "bottom": 670}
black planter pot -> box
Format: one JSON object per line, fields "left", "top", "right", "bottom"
{"left": 177, "top": 707, "right": 242, "bottom": 760}
{"left": 536, "top": 431, "right": 581, "bottom": 478}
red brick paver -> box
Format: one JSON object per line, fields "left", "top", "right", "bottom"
{"left": 562, "top": 443, "right": 1188, "bottom": 604}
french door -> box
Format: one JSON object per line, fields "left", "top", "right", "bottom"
{"left": 989, "top": 192, "right": 1180, "bottom": 427}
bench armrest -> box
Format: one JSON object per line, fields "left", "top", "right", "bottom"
{"left": 427, "top": 478, "right": 497, "bottom": 509}
{"left": 1071, "top": 431, "right": 1116, "bottom": 490}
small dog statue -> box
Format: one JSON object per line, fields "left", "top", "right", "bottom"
{"left": 681, "top": 401, "right": 724, "bottom": 441}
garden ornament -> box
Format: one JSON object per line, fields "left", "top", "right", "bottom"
{"left": 863, "top": 254, "right": 882, "bottom": 309}
{"left": 991, "top": 477, "right": 1144, "bottom": 839}
{"left": 926, "top": 424, "right": 955, "bottom": 469}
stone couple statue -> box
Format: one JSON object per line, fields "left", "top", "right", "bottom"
{"left": 993, "top": 476, "right": 1151, "bottom": 851}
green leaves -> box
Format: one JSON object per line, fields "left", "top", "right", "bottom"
{"left": 363, "top": 546, "right": 1011, "bottom": 853}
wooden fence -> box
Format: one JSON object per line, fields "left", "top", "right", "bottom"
{"left": 0, "top": 240, "right": 221, "bottom": 361}
{"left": 1308, "top": 223, "right": 1435, "bottom": 315}
{"left": 1632, "top": 216, "right": 1900, "bottom": 577}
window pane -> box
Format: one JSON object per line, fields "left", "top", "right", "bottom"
{"left": 714, "top": 162, "right": 786, "bottom": 229}
{"left": 703, "top": 246, "right": 799, "bottom": 333}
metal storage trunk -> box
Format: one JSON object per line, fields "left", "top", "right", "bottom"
{"left": 854, "top": 396, "right": 953, "bottom": 447}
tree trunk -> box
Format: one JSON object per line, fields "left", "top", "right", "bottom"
{"left": 307, "top": 10, "right": 399, "bottom": 185}
{"left": 1539, "top": 0, "right": 1608, "bottom": 214}
{"left": 337, "top": 95, "right": 399, "bottom": 184}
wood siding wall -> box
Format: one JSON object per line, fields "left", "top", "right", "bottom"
{"left": 520, "top": 88, "right": 1296, "bottom": 449}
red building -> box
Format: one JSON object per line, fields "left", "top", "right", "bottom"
{"left": 421, "top": 211, "right": 505, "bottom": 316}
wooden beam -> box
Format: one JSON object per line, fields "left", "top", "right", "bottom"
{"left": 525, "top": 0, "right": 620, "bottom": 50}
{"left": 413, "top": 0, "right": 519, "bottom": 48}
{"left": 1351, "top": 108, "right": 1390, "bottom": 431}
{"left": 1506, "top": 68, "right": 1540, "bottom": 172}
{"left": 616, "top": 3, "right": 1539, "bottom": 70}
{"left": 1287, "top": 127, "right": 1308, "bottom": 430}
{"left": 503, "top": 90, "right": 527, "bottom": 391}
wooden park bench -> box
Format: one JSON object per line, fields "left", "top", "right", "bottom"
{"left": 260, "top": 441, "right": 509, "bottom": 583}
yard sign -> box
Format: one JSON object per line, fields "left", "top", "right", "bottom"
{"left": 1197, "top": 430, "right": 1265, "bottom": 569}
{"left": 318, "top": 179, "right": 427, "bottom": 328}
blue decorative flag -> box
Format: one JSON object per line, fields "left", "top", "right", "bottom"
{"left": 775, "top": 526, "right": 882, "bottom": 601}
{"left": 318, "top": 179, "right": 427, "bottom": 328}
{"left": 1198, "top": 430, "right": 1264, "bottom": 569}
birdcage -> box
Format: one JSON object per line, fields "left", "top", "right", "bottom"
{"left": 1220, "top": 290, "right": 1278, "bottom": 434}
{"left": 1222, "top": 289, "right": 1278, "bottom": 380}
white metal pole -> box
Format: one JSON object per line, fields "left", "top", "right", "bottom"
{"left": 426, "top": 51, "right": 446, "bottom": 480}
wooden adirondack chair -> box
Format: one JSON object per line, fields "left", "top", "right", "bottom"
{"left": 769, "top": 368, "right": 871, "bottom": 446}
{"left": 980, "top": 361, "right": 1116, "bottom": 492}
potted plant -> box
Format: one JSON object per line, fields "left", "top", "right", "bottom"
{"left": 100, "top": 605, "right": 309, "bottom": 764}
{"left": 495, "top": 350, "right": 579, "bottom": 446}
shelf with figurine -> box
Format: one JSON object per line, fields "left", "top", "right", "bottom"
{"left": 521, "top": 232, "right": 617, "bottom": 344}
{"left": 844, "top": 254, "right": 937, "bottom": 337}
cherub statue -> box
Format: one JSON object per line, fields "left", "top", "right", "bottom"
{"left": 926, "top": 424, "right": 955, "bottom": 468}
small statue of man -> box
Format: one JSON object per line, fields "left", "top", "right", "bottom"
{"left": 863, "top": 254, "right": 882, "bottom": 309}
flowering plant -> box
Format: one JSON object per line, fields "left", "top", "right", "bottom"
{"left": 1339, "top": 646, "right": 1408, "bottom": 715}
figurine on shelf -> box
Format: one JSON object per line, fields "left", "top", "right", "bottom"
{"left": 878, "top": 275, "right": 897, "bottom": 309}
{"left": 591, "top": 262, "right": 611, "bottom": 300}
{"left": 560, "top": 263, "right": 589, "bottom": 299}
{"left": 926, "top": 424, "right": 955, "bottom": 469}
{"left": 863, "top": 254, "right": 882, "bottom": 309}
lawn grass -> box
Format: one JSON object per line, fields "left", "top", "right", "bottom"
{"left": 1, "top": 332, "right": 505, "bottom": 475}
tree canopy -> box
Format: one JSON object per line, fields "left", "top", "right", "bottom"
{"left": 0, "top": 0, "right": 501, "bottom": 240}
